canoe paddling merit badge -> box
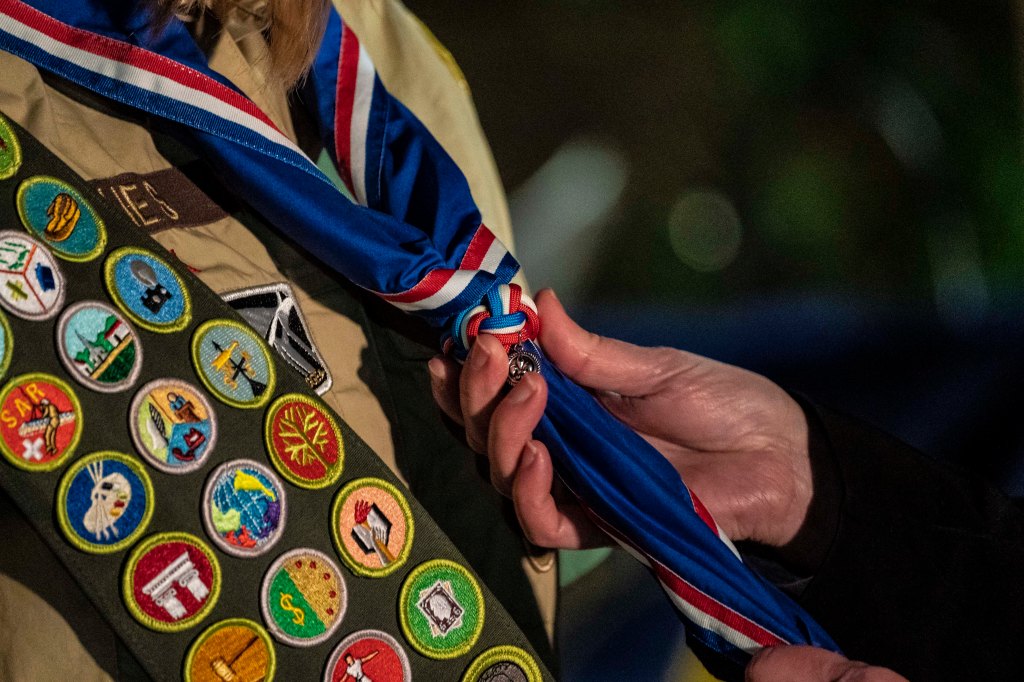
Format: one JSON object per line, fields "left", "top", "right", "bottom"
{"left": 0, "top": 113, "right": 23, "bottom": 180}
{"left": 129, "top": 378, "right": 217, "bottom": 474}
{"left": 56, "top": 451, "right": 154, "bottom": 555}
{"left": 260, "top": 548, "right": 347, "bottom": 647}
{"left": 202, "top": 459, "right": 286, "bottom": 558}
{"left": 0, "top": 373, "right": 82, "bottom": 472}
{"left": 192, "top": 319, "right": 276, "bottom": 409}
{"left": 264, "top": 394, "right": 344, "bottom": 489}
{"left": 331, "top": 478, "right": 414, "bottom": 578}
{"left": 399, "top": 559, "right": 485, "bottom": 660}
{"left": 16, "top": 176, "right": 106, "bottom": 262}
{"left": 0, "top": 230, "right": 65, "bottom": 320}
{"left": 184, "top": 618, "right": 277, "bottom": 682}
{"left": 324, "top": 630, "right": 412, "bottom": 682}
{"left": 461, "top": 646, "right": 543, "bottom": 682}
{"left": 104, "top": 247, "right": 191, "bottom": 333}
{"left": 57, "top": 301, "right": 142, "bottom": 393}
{"left": 123, "top": 532, "right": 221, "bottom": 633}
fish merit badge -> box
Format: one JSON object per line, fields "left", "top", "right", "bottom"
{"left": 104, "top": 247, "right": 192, "bottom": 333}
{"left": 184, "top": 618, "right": 276, "bottom": 682}
{"left": 129, "top": 378, "right": 217, "bottom": 474}
{"left": 0, "top": 230, "right": 66, "bottom": 320}
{"left": 17, "top": 176, "right": 106, "bottom": 261}
{"left": 0, "top": 113, "right": 23, "bottom": 180}
{"left": 460, "top": 646, "right": 543, "bottom": 682}
{"left": 123, "top": 532, "right": 221, "bottom": 632}
{"left": 202, "top": 459, "right": 286, "bottom": 558}
{"left": 57, "top": 301, "right": 143, "bottom": 393}
{"left": 0, "top": 373, "right": 82, "bottom": 472}
{"left": 264, "top": 394, "right": 344, "bottom": 489}
{"left": 399, "top": 560, "right": 485, "bottom": 660}
{"left": 331, "top": 478, "right": 414, "bottom": 578}
{"left": 324, "top": 630, "right": 412, "bottom": 682}
{"left": 192, "top": 319, "right": 276, "bottom": 409}
{"left": 260, "top": 548, "right": 347, "bottom": 647}
{"left": 56, "top": 451, "right": 154, "bottom": 554}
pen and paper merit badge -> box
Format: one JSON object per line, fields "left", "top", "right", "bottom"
{"left": 184, "top": 618, "right": 276, "bottom": 682}
{"left": 202, "top": 459, "right": 286, "bottom": 558}
{"left": 260, "top": 548, "right": 347, "bottom": 647}
{"left": 264, "top": 393, "right": 344, "bottom": 489}
{"left": 331, "top": 477, "right": 414, "bottom": 578}
{"left": 17, "top": 175, "right": 106, "bottom": 261}
{"left": 192, "top": 319, "right": 276, "bottom": 409}
{"left": 129, "top": 378, "right": 217, "bottom": 474}
{"left": 104, "top": 247, "right": 192, "bottom": 333}
{"left": 323, "top": 630, "right": 411, "bottom": 682}
{"left": 399, "top": 559, "right": 485, "bottom": 660}
{"left": 0, "top": 373, "right": 82, "bottom": 472}
{"left": 57, "top": 300, "right": 143, "bottom": 393}
{"left": 0, "top": 230, "right": 65, "bottom": 320}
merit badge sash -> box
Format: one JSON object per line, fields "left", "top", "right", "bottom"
{"left": 0, "top": 0, "right": 841, "bottom": 673}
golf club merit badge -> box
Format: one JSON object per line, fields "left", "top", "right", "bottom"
{"left": 104, "top": 247, "right": 192, "bottom": 333}
{"left": 260, "top": 548, "right": 347, "bottom": 647}
{"left": 264, "top": 394, "right": 344, "bottom": 489}
{"left": 399, "top": 559, "right": 484, "bottom": 660}
{"left": 192, "top": 319, "right": 276, "bottom": 409}
{"left": 184, "top": 618, "right": 276, "bottom": 682}
{"left": 0, "top": 230, "right": 66, "bottom": 320}
{"left": 16, "top": 175, "right": 106, "bottom": 262}
{"left": 123, "top": 532, "right": 221, "bottom": 632}
{"left": 202, "top": 459, "right": 286, "bottom": 558}
{"left": 129, "top": 378, "right": 217, "bottom": 474}
{"left": 0, "top": 373, "right": 82, "bottom": 472}
{"left": 331, "top": 478, "right": 414, "bottom": 578}
{"left": 0, "top": 113, "right": 23, "bottom": 180}
{"left": 56, "top": 451, "right": 154, "bottom": 554}
{"left": 461, "top": 646, "right": 543, "bottom": 682}
{"left": 324, "top": 630, "right": 411, "bottom": 682}
{"left": 57, "top": 300, "right": 143, "bottom": 393}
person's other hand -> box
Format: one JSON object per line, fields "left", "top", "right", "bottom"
{"left": 746, "top": 646, "right": 908, "bottom": 681}
{"left": 429, "top": 289, "right": 814, "bottom": 550}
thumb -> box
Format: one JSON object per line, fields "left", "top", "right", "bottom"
{"left": 746, "top": 646, "right": 909, "bottom": 682}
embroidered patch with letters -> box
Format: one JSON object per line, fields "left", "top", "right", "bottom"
{"left": 460, "top": 646, "right": 543, "bottom": 682}
{"left": 17, "top": 175, "right": 106, "bottom": 261}
{"left": 324, "top": 630, "right": 411, "bottom": 682}
{"left": 192, "top": 319, "right": 275, "bottom": 409}
{"left": 0, "top": 230, "right": 65, "bottom": 320}
{"left": 57, "top": 301, "right": 142, "bottom": 393}
{"left": 399, "top": 559, "right": 485, "bottom": 660}
{"left": 0, "top": 113, "right": 23, "bottom": 180}
{"left": 222, "top": 283, "right": 332, "bottom": 395}
{"left": 263, "top": 393, "right": 344, "bottom": 489}
{"left": 91, "top": 168, "right": 230, "bottom": 234}
{"left": 129, "top": 378, "right": 217, "bottom": 474}
{"left": 123, "top": 531, "right": 221, "bottom": 633}
{"left": 331, "top": 477, "right": 414, "bottom": 578}
{"left": 260, "top": 548, "right": 347, "bottom": 647}
{"left": 202, "top": 459, "right": 286, "bottom": 558}
{"left": 104, "top": 247, "right": 191, "bottom": 333}
{"left": 184, "top": 618, "right": 276, "bottom": 682}
{"left": 56, "top": 450, "right": 154, "bottom": 554}
{"left": 0, "top": 372, "right": 82, "bottom": 472}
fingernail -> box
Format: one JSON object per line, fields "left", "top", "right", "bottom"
{"left": 507, "top": 377, "right": 536, "bottom": 404}
{"left": 469, "top": 341, "right": 490, "bottom": 369}
{"left": 427, "top": 357, "right": 445, "bottom": 381}
{"left": 522, "top": 441, "right": 539, "bottom": 468}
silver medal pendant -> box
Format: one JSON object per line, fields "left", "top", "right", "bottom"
{"left": 507, "top": 342, "right": 541, "bottom": 386}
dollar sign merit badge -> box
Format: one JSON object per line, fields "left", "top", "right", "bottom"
{"left": 280, "top": 592, "right": 305, "bottom": 626}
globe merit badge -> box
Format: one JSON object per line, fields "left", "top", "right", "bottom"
{"left": 104, "top": 247, "right": 192, "bottom": 332}
{"left": 56, "top": 451, "right": 154, "bottom": 554}
{"left": 203, "top": 459, "right": 286, "bottom": 558}
{"left": 261, "top": 548, "right": 347, "bottom": 647}
{"left": 184, "top": 618, "right": 276, "bottom": 682}
{"left": 324, "top": 630, "right": 411, "bottom": 682}
{"left": 129, "top": 378, "right": 217, "bottom": 474}
{"left": 0, "top": 230, "right": 66, "bottom": 320}
{"left": 0, "top": 373, "right": 82, "bottom": 472}
{"left": 16, "top": 175, "right": 106, "bottom": 262}
{"left": 264, "top": 393, "right": 344, "bottom": 489}
{"left": 192, "top": 319, "right": 276, "bottom": 409}
{"left": 57, "top": 300, "right": 142, "bottom": 393}
{"left": 400, "top": 559, "right": 484, "bottom": 659}
{"left": 331, "top": 477, "right": 414, "bottom": 577}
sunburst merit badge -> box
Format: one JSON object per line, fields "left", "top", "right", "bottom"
{"left": 399, "top": 559, "right": 484, "bottom": 660}
{"left": 264, "top": 394, "right": 343, "bottom": 489}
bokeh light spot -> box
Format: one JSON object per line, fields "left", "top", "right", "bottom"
{"left": 667, "top": 189, "right": 743, "bottom": 272}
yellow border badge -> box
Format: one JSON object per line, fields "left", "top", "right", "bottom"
{"left": 104, "top": 247, "right": 192, "bottom": 333}
{"left": 16, "top": 175, "right": 107, "bottom": 262}
{"left": 0, "top": 308, "right": 11, "bottom": 379}
{"left": 0, "top": 113, "right": 23, "bottom": 180}
{"left": 399, "top": 559, "right": 485, "bottom": 660}
{"left": 0, "top": 372, "right": 83, "bottom": 472}
{"left": 461, "top": 646, "right": 544, "bottom": 682}
{"left": 191, "top": 319, "right": 276, "bottom": 409}
{"left": 263, "top": 393, "right": 344, "bottom": 489}
{"left": 331, "top": 477, "right": 414, "bottom": 578}
{"left": 184, "top": 618, "right": 276, "bottom": 682}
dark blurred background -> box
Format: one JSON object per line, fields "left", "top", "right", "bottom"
{"left": 406, "top": 1, "right": 1024, "bottom": 679}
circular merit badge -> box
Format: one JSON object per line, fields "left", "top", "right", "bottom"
{"left": 461, "top": 646, "right": 543, "bottom": 682}
{"left": 17, "top": 175, "right": 106, "bottom": 262}
{"left": 129, "top": 378, "right": 217, "bottom": 474}
{"left": 331, "top": 478, "right": 413, "bottom": 578}
{"left": 192, "top": 319, "right": 275, "bottom": 409}
{"left": 0, "top": 310, "right": 11, "bottom": 379}
{"left": 0, "top": 372, "right": 82, "bottom": 472}
{"left": 56, "top": 451, "right": 154, "bottom": 554}
{"left": 203, "top": 459, "right": 286, "bottom": 558}
{"left": 123, "top": 532, "right": 221, "bottom": 633}
{"left": 0, "top": 113, "right": 23, "bottom": 180}
{"left": 0, "top": 230, "right": 65, "bottom": 320}
{"left": 104, "top": 247, "right": 191, "bottom": 333}
{"left": 399, "top": 560, "right": 485, "bottom": 660}
{"left": 185, "top": 618, "right": 276, "bottom": 682}
{"left": 57, "top": 300, "right": 142, "bottom": 393}
{"left": 264, "top": 394, "right": 343, "bottom": 489}
{"left": 260, "top": 548, "right": 347, "bottom": 647}
{"left": 324, "top": 630, "right": 411, "bottom": 682}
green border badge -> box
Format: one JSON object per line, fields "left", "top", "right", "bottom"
{"left": 461, "top": 645, "right": 544, "bottom": 682}
{"left": 0, "top": 113, "right": 23, "bottom": 180}
{"left": 192, "top": 319, "right": 276, "bottom": 409}
{"left": 331, "top": 477, "right": 414, "bottom": 578}
{"left": 399, "top": 559, "right": 485, "bottom": 660}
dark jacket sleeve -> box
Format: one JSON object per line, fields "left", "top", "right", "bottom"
{"left": 796, "top": 403, "right": 1024, "bottom": 681}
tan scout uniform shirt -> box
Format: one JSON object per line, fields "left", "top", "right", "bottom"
{"left": 0, "top": 2, "right": 553, "bottom": 679}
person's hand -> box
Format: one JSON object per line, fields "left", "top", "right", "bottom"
{"left": 428, "top": 288, "right": 816, "bottom": 551}
{"left": 746, "top": 646, "right": 908, "bottom": 681}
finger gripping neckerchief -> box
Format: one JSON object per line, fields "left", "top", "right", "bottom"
{"left": 0, "top": 0, "right": 840, "bottom": 672}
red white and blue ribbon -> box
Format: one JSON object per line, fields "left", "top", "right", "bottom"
{"left": 0, "top": 0, "right": 840, "bottom": 672}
